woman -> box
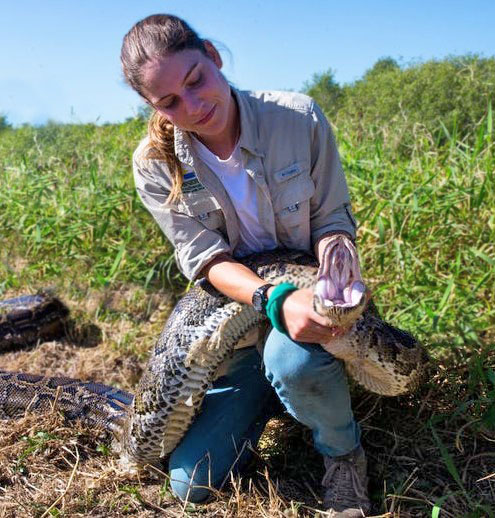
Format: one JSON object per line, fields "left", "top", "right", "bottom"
{"left": 121, "top": 14, "right": 370, "bottom": 517}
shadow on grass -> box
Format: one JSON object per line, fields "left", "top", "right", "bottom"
{"left": 64, "top": 319, "right": 102, "bottom": 348}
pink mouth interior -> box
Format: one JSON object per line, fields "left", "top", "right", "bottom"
{"left": 315, "top": 238, "right": 366, "bottom": 308}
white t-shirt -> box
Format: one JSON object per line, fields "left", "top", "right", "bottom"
{"left": 192, "top": 136, "right": 278, "bottom": 256}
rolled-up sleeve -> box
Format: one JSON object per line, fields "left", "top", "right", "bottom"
{"left": 308, "top": 102, "right": 357, "bottom": 244}
{"left": 133, "top": 153, "right": 231, "bottom": 280}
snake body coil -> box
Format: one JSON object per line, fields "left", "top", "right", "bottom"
{"left": 0, "top": 294, "right": 68, "bottom": 351}
{"left": 0, "top": 250, "right": 428, "bottom": 467}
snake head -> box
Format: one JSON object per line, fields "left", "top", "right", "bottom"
{"left": 314, "top": 234, "right": 369, "bottom": 328}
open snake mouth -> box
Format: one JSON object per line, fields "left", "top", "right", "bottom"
{"left": 314, "top": 235, "right": 368, "bottom": 327}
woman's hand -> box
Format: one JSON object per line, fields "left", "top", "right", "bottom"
{"left": 202, "top": 253, "right": 346, "bottom": 345}
{"left": 278, "top": 287, "right": 345, "bottom": 344}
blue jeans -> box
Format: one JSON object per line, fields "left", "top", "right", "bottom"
{"left": 169, "top": 329, "right": 360, "bottom": 502}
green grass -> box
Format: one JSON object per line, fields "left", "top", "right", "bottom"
{"left": 337, "top": 110, "right": 494, "bottom": 352}
{"left": 0, "top": 119, "right": 183, "bottom": 295}
{"left": 3, "top": 112, "right": 492, "bottom": 349}
{"left": 0, "top": 110, "right": 494, "bottom": 516}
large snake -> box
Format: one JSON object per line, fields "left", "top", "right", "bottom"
{"left": 0, "top": 236, "right": 428, "bottom": 468}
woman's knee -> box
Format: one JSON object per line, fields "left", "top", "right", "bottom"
{"left": 169, "top": 462, "right": 214, "bottom": 503}
{"left": 263, "top": 329, "right": 345, "bottom": 389}
{"left": 264, "top": 330, "right": 323, "bottom": 384}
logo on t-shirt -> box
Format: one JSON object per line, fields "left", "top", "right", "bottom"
{"left": 182, "top": 171, "right": 205, "bottom": 193}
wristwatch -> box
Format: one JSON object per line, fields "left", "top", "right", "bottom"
{"left": 252, "top": 283, "right": 274, "bottom": 315}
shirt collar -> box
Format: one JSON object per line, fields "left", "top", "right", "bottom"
{"left": 233, "top": 88, "right": 265, "bottom": 158}
{"left": 174, "top": 88, "right": 264, "bottom": 165}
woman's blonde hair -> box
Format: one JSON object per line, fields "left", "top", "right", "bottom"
{"left": 120, "top": 14, "right": 208, "bottom": 202}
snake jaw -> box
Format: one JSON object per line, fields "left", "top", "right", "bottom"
{"left": 314, "top": 235, "right": 369, "bottom": 328}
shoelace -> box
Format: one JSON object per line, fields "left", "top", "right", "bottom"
{"left": 322, "top": 457, "right": 367, "bottom": 504}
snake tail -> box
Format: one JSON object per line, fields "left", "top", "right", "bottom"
{"left": 0, "top": 370, "right": 133, "bottom": 435}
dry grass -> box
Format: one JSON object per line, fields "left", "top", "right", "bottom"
{"left": 1, "top": 303, "right": 494, "bottom": 518}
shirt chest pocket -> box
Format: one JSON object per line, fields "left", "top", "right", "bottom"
{"left": 270, "top": 165, "right": 315, "bottom": 247}
{"left": 178, "top": 192, "right": 226, "bottom": 232}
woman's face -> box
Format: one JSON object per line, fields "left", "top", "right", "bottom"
{"left": 141, "top": 43, "right": 234, "bottom": 139}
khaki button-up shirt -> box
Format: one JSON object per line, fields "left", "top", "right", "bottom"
{"left": 133, "top": 89, "right": 357, "bottom": 281}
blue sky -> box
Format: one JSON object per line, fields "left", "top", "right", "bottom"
{"left": 2, "top": 0, "right": 494, "bottom": 126}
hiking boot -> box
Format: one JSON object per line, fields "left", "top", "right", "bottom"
{"left": 321, "top": 445, "right": 370, "bottom": 517}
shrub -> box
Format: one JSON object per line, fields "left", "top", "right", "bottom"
{"left": 305, "top": 55, "right": 495, "bottom": 154}
{"left": 0, "top": 114, "right": 11, "bottom": 132}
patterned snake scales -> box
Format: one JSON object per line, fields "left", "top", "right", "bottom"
{"left": 0, "top": 236, "right": 428, "bottom": 468}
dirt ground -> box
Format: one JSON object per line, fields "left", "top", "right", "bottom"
{"left": 1, "top": 291, "right": 494, "bottom": 517}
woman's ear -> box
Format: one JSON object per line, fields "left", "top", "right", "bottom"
{"left": 204, "top": 40, "right": 223, "bottom": 69}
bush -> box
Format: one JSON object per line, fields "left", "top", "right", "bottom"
{"left": 305, "top": 55, "right": 495, "bottom": 154}
{"left": 0, "top": 114, "right": 11, "bottom": 132}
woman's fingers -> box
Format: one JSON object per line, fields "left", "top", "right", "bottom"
{"left": 279, "top": 288, "right": 346, "bottom": 344}
{"left": 302, "top": 323, "right": 345, "bottom": 343}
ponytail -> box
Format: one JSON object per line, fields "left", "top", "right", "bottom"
{"left": 146, "top": 111, "right": 183, "bottom": 203}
